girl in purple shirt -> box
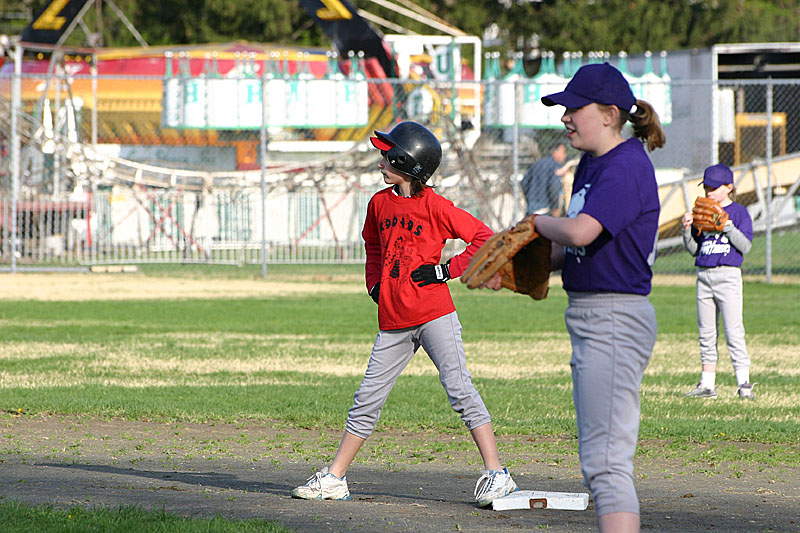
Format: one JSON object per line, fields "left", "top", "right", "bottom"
{"left": 682, "top": 164, "right": 755, "bottom": 400}
{"left": 483, "top": 63, "right": 666, "bottom": 533}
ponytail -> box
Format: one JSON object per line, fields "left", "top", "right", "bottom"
{"left": 602, "top": 100, "right": 666, "bottom": 151}
{"left": 627, "top": 99, "right": 665, "bottom": 151}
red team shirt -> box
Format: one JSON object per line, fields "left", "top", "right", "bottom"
{"left": 362, "top": 187, "right": 492, "bottom": 330}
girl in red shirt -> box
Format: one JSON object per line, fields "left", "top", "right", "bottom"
{"left": 292, "top": 121, "right": 517, "bottom": 507}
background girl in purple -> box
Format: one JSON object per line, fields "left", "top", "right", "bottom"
{"left": 682, "top": 164, "right": 755, "bottom": 400}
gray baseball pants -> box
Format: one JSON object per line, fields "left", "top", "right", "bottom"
{"left": 345, "top": 311, "right": 492, "bottom": 440}
{"left": 696, "top": 266, "right": 750, "bottom": 370}
{"left": 565, "top": 292, "right": 657, "bottom": 517}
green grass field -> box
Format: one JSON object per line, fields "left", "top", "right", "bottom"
{"left": 0, "top": 502, "right": 290, "bottom": 533}
{"left": 1, "top": 265, "right": 798, "bottom": 528}
{"left": 2, "top": 265, "right": 798, "bottom": 448}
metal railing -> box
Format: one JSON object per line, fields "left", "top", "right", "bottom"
{"left": 2, "top": 62, "right": 799, "bottom": 277}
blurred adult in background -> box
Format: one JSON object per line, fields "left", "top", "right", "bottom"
{"left": 521, "top": 142, "right": 568, "bottom": 217}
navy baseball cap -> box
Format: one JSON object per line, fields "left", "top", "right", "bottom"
{"left": 542, "top": 62, "right": 636, "bottom": 112}
{"left": 700, "top": 164, "right": 734, "bottom": 188}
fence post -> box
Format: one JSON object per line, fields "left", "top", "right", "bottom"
{"left": 512, "top": 78, "right": 520, "bottom": 222}
{"left": 260, "top": 67, "right": 268, "bottom": 278}
{"left": 711, "top": 79, "right": 719, "bottom": 165}
{"left": 91, "top": 52, "right": 98, "bottom": 149}
{"left": 10, "top": 43, "right": 22, "bottom": 274}
{"left": 765, "top": 78, "right": 773, "bottom": 283}
{"left": 54, "top": 60, "right": 62, "bottom": 194}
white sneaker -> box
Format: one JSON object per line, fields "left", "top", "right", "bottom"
{"left": 291, "top": 467, "right": 351, "bottom": 500}
{"left": 685, "top": 382, "right": 717, "bottom": 399}
{"left": 738, "top": 382, "right": 758, "bottom": 399}
{"left": 474, "top": 467, "right": 517, "bottom": 507}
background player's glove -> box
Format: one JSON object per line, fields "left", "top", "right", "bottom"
{"left": 411, "top": 262, "right": 451, "bottom": 286}
{"left": 692, "top": 197, "right": 729, "bottom": 233}
{"left": 461, "top": 214, "right": 551, "bottom": 300}
{"left": 369, "top": 282, "right": 380, "bottom": 304}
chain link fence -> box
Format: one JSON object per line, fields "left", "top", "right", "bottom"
{"left": 1, "top": 63, "right": 799, "bottom": 278}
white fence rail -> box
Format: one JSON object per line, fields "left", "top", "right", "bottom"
{"left": 2, "top": 161, "right": 798, "bottom": 272}
{"left": 0, "top": 188, "right": 373, "bottom": 266}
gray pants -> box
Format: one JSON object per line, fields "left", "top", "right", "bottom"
{"left": 697, "top": 266, "right": 750, "bottom": 370}
{"left": 565, "top": 292, "right": 657, "bottom": 517}
{"left": 346, "top": 311, "right": 491, "bottom": 440}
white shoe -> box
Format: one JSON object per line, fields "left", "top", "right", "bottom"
{"left": 291, "top": 467, "right": 351, "bottom": 500}
{"left": 474, "top": 467, "right": 517, "bottom": 507}
{"left": 738, "top": 382, "right": 757, "bottom": 399}
{"left": 685, "top": 382, "right": 717, "bottom": 399}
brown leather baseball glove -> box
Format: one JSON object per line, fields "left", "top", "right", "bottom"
{"left": 692, "top": 197, "right": 729, "bottom": 233}
{"left": 461, "top": 214, "right": 551, "bottom": 300}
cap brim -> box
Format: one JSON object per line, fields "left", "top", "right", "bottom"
{"left": 699, "top": 180, "right": 727, "bottom": 188}
{"left": 370, "top": 134, "right": 394, "bottom": 151}
{"left": 541, "top": 91, "right": 594, "bottom": 108}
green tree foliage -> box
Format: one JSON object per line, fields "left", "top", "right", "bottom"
{"left": 133, "top": 0, "right": 323, "bottom": 47}
{"left": 496, "top": 0, "right": 800, "bottom": 57}
{"left": 9, "top": 0, "right": 323, "bottom": 48}
{"left": 7, "top": 0, "right": 800, "bottom": 57}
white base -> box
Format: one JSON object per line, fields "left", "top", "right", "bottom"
{"left": 492, "top": 490, "right": 590, "bottom": 511}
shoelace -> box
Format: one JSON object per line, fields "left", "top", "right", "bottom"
{"left": 474, "top": 470, "right": 501, "bottom": 498}
{"left": 304, "top": 471, "right": 325, "bottom": 489}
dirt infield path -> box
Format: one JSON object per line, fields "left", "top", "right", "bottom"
{"left": 2, "top": 416, "right": 798, "bottom": 532}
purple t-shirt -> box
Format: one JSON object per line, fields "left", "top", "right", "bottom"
{"left": 691, "top": 202, "right": 753, "bottom": 268}
{"left": 562, "top": 138, "right": 660, "bottom": 295}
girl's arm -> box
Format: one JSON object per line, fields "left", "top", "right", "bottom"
{"left": 448, "top": 222, "right": 493, "bottom": 278}
{"left": 362, "top": 201, "right": 382, "bottom": 292}
{"left": 723, "top": 221, "right": 752, "bottom": 255}
{"left": 682, "top": 228, "right": 699, "bottom": 256}
{"left": 534, "top": 213, "right": 604, "bottom": 248}
{"left": 364, "top": 241, "right": 382, "bottom": 291}
{"left": 681, "top": 211, "right": 699, "bottom": 256}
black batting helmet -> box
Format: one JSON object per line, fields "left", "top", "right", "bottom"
{"left": 370, "top": 121, "right": 442, "bottom": 183}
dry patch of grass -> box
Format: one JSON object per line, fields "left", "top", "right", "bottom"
{"left": 650, "top": 333, "right": 800, "bottom": 377}
{"left": 652, "top": 274, "right": 800, "bottom": 285}
{"left": 0, "top": 342, "right": 87, "bottom": 360}
{"left": 1, "top": 331, "right": 796, "bottom": 389}
{"left": 0, "top": 274, "right": 360, "bottom": 301}
{"left": 642, "top": 383, "right": 797, "bottom": 410}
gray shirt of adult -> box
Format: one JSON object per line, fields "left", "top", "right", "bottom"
{"left": 521, "top": 155, "right": 562, "bottom": 215}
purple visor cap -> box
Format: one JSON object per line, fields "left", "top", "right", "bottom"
{"left": 700, "top": 164, "right": 734, "bottom": 188}
{"left": 542, "top": 62, "right": 635, "bottom": 112}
